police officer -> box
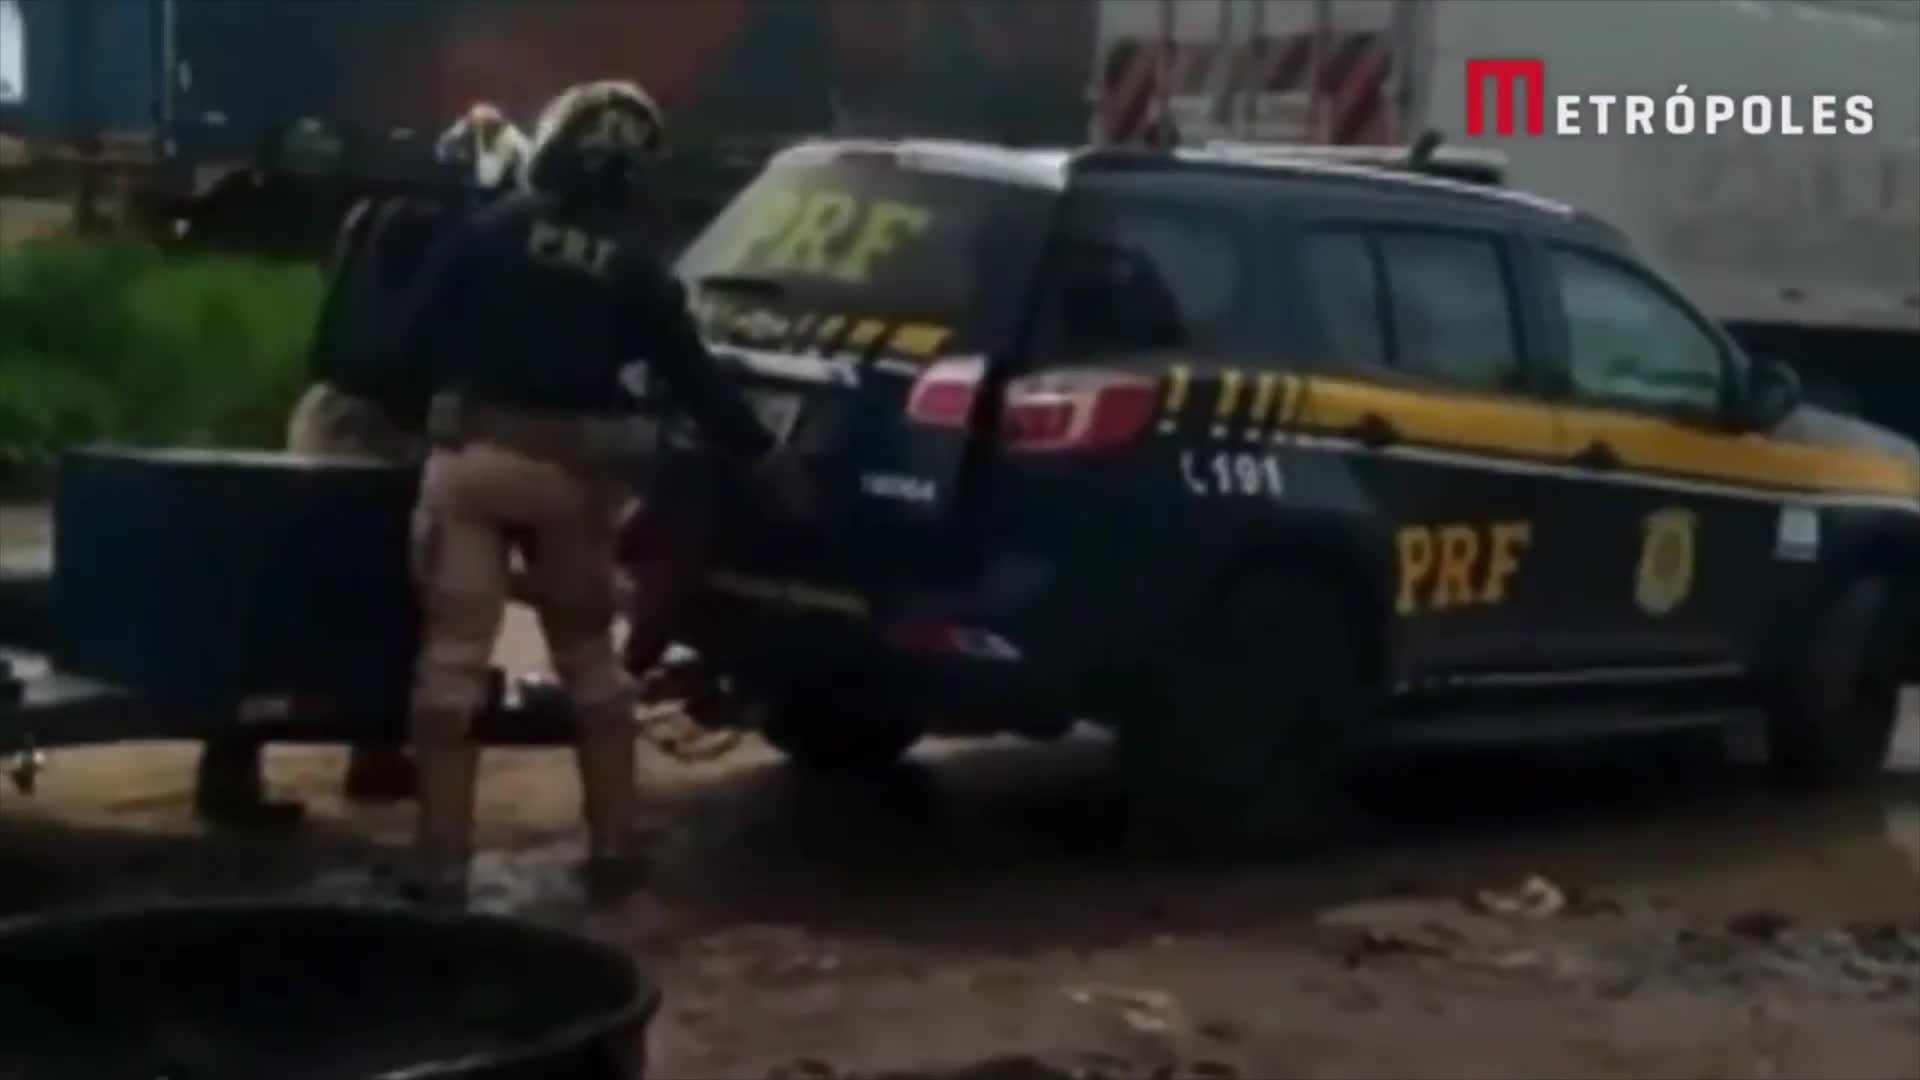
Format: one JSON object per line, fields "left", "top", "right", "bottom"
{"left": 192, "top": 106, "right": 529, "bottom": 825}
{"left": 434, "top": 102, "right": 533, "bottom": 201}
{"left": 392, "top": 80, "right": 789, "bottom": 905}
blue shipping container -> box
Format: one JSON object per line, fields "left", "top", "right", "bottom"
{"left": 0, "top": 0, "right": 161, "bottom": 140}
{"left": 0, "top": 0, "right": 21, "bottom": 108}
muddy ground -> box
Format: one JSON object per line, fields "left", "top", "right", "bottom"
{"left": 2, "top": 506, "right": 1918, "bottom": 1078}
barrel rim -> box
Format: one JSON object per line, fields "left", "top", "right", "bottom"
{"left": 0, "top": 896, "right": 662, "bottom": 1077}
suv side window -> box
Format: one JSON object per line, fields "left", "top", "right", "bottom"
{"left": 1039, "top": 196, "right": 1249, "bottom": 356}
{"left": 1376, "top": 231, "right": 1521, "bottom": 392}
{"left": 1299, "top": 231, "right": 1388, "bottom": 368}
{"left": 1299, "top": 227, "right": 1523, "bottom": 393}
{"left": 1550, "top": 247, "right": 1727, "bottom": 416}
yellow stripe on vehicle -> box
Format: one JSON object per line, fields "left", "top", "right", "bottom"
{"left": 1556, "top": 405, "right": 1920, "bottom": 499}
{"left": 1156, "top": 364, "right": 1920, "bottom": 501}
{"left": 1293, "top": 376, "right": 1559, "bottom": 458}
{"left": 847, "top": 319, "right": 887, "bottom": 349}
{"left": 1303, "top": 375, "right": 1918, "bottom": 499}
{"left": 890, "top": 322, "right": 951, "bottom": 358}
{"left": 729, "top": 307, "right": 793, "bottom": 343}
{"left": 1211, "top": 369, "right": 1245, "bottom": 438}
{"left": 1157, "top": 364, "right": 1192, "bottom": 434}
{"left": 1245, "top": 372, "right": 1280, "bottom": 438}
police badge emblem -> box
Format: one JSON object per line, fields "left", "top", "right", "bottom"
{"left": 1635, "top": 507, "right": 1698, "bottom": 616}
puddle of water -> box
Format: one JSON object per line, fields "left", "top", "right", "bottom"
{"left": 1387, "top": 786, "right": 1920, "bottom": 929}
{"left": 1884, "top": 802, "right": 1920, "bottom": 878}
{"left": 303, "top": 838, "right": 591, "bottom": 918}
{"left": 1334, "top": 709, "right": 1920, "bottom": 928}
{"left": 775, "top": 1058, "right": 1087, "bottom": 1080}
{"left": 1892, "top": 687, "right": 1920, "bottom": 771}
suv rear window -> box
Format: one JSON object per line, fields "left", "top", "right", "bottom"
{"left": 676, "top": 152, "right": 1054, "bottom": 351}
{"left": 1033, "top": 195, "right": 1251, "bottom": 358}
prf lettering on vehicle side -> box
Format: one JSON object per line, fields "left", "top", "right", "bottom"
{"left": 1396, "top": 521, "right": 1533, "bottom": 615}
{"left": 725, "top": 187, "right": 933, "bottom": 283}
{"left": 528, "top": 221, "right": 617, "bottom": 278}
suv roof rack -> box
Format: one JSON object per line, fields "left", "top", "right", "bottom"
{"left": 1200, "top": 132, "right": 1508, "bottom": 187}
{"left": 773, "top": 137, "right": 1072, "bottom": 189}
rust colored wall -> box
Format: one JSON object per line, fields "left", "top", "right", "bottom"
{"left": 348, "top": 0, "right": 1093, "bottom": 148}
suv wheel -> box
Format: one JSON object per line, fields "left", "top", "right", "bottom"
{"left": 1766, "top": 577, "right": 1903, "bottom": 788}
{"left": 758, "top": 679, "right": 922, "bottom": 774}
{"left": 1114, "top": 567, "right": 1380, "bottom": 854}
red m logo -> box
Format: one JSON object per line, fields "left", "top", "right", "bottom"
{"left": 1465, "top": 58, "right": 1545, "bottom": 136}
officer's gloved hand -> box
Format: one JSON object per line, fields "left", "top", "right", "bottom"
{"left": 751, "top": 449, "right": 813, "bottom": 523}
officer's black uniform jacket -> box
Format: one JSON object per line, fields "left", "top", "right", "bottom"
{"left": 307, "top": 193, "right": 456, "bottom": 429}
{"left": 391, "top": 191, "right": 774, "bottom": 461}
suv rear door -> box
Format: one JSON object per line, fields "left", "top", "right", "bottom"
{"left": 948, "top": 168, "right": 1272, "bottom": 635}
{"left": 672, "top": 143, "right": 1058, "bottom": 584}
{"left": 1292, "top": 220, "right": 1565, "bottom": 675}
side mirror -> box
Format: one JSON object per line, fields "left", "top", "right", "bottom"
{"left": 1739, "top": 357, "right": 1801, "bottom": 431}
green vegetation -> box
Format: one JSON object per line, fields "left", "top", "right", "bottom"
{"left": 0, "top": 235, "right": 321, "bottom": 485}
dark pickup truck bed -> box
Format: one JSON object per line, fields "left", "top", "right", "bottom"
{"left": 1, "top": 565, "right": 157, "bottom": 770}
{"left": 0, "top": 451, "right": 578, "bottom": 768}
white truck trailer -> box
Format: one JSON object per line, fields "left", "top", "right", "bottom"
{"left": 1093, "top": 0, "right": 1920, "bottom": 421}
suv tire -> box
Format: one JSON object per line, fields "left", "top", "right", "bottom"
{"left": 758, "top": 679, "right": 922, "bottom": 774}
{"left": 1766, "top": 576, "right": 1903, "bottom": 788}
{"left": 1114, "top": 566, "right": 1380, "bottom": 855}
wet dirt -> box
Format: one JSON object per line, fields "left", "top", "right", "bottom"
{"left": 2, "top": 693, "right": 1914, "bottom": 1078}
{"left": 2, "top": 510, "right": 1917, "bottom": 1077}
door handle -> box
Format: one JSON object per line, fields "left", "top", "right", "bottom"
{"left": 1351, "top": 412, "right": 1399, "bottom": 449}
{"left": 1572, "top": 440, "right": 1620, "bottom": 470}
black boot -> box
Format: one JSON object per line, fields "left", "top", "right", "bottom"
{"left": 342, "top": 744, "right": 419, "bottom": 804}
{"left": 193, "top": 737, "right": 305, "bottom": 827}
{"left": 581, "top": 850, "right": 651, "bottom": 907}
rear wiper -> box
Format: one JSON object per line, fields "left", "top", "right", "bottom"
{"left": 694, "top": 273, "right": 786, "bottom": 300}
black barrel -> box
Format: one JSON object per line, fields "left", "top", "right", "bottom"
{"left": 0, "top": 901, "right": 658, "bottom": 1080}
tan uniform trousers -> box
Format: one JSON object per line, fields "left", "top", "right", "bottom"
{"left": 408, "top": 409, "right": 637, "bottom": 886}
{"left": 410, "top": 438, "right": 628, "bottom": 717}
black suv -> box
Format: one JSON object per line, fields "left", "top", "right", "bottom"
{"left": 657, "top": 137, "right": 1920, "bottom": 840}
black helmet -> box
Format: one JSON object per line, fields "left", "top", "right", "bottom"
{"left": 521, "top": 80, "right": 666, "bottom": 205}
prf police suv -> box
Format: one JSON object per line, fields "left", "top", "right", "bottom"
{"left": 664, "top": 137, "right": 1920, "bottom": 842}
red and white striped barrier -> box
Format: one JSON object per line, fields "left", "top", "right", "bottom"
{"left": 1094, "top": 31, "right": 1397, "bottom": 147}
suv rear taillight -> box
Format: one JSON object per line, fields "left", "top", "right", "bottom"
{"left": 904, "top": 357, "right": 986, "bottom": 427}
{"left": 906, "top": 358, "right": 1158, "bottom": 453}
